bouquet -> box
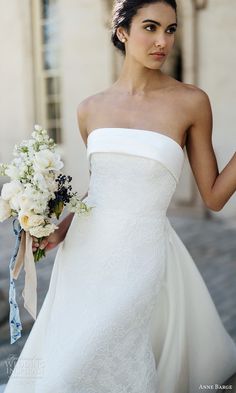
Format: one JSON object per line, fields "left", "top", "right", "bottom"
{"left": 0, "top": 125, "right": 93, "bottom": 343}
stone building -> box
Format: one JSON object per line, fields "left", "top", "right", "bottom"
{"left": 0, "top": 0, "right": 235, "bottom": 219}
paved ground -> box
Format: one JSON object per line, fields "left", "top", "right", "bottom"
{"left": 0, "top": 212, "right": 236, "bottom": 391}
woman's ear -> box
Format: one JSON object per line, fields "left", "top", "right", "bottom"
{"left": 116, "top": 27, "right": 127, "bottom": 43}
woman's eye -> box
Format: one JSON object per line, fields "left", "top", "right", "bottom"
{"left": 144, "top": 25, "right": 156, "bottom": 32}
{"left": 167, "top": 27, "right": 177, "bottom": 34}
{"left": 144, "top": 25, "right": 176, "bottom": 34}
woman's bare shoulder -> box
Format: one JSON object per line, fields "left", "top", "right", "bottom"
{"left": 77, "top": 88, "right": 111, "bottom": 115}
{"left": 166, "top": 76, "right": 209, "bottom": 99}
{"left": 77, "top": 89, "right": 110, "bottom": 143}
{"left": 176, "top": 80, "right": 210, "bottom": 106}
{"left": 76, "top": 95, "right": 97, "bottom": 143}
{"left": 168, "top": 79, "right": 212, "bottom": 122}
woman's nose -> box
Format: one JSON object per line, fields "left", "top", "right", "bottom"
{"left": 154, "top": 34, "right": 166, "bottom": 48}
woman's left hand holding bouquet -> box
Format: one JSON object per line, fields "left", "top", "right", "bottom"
{"left": 31, "top": 211, "right": 75, "bottom": 253}
{"left": 32, "top": 228, "right": 62, "bottom": 253}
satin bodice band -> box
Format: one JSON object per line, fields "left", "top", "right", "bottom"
{"left": 86, "top": 128, "right": 185, "bottom": 182}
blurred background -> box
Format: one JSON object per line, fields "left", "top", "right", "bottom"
{"left": 0, "top": 0, "right": 236, "bottom": 389}
{"left": 0, "top": 0, "right": 235, "bottom": 218}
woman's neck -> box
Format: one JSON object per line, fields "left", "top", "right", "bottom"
{"left": 114, "top": 57, "right": 165, "bottom": 96}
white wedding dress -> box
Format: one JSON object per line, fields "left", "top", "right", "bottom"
{"left": 4, "top": 128, "right": 236, "bottom": 393}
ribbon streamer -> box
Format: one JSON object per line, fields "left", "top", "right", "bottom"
{"left": 9, "top": 219, "right": 37, "bottom": 344}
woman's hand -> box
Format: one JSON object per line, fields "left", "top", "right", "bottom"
{"left": 32, "top": 227, "right": 64, "bottom": 253}
{"left": 31, "top": 212, "right": 75, "bottom": 254}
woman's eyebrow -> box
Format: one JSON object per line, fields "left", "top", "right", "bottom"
{"left": 141, "top": 19, "right": 177, "bottom": 28}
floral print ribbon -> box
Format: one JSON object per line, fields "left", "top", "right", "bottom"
{"left": 9, "top": 218, "right": 37, "bottom": 344}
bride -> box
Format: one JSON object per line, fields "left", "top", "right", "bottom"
{"left": 5, "top": 0, "right": 236, "bottom": 392}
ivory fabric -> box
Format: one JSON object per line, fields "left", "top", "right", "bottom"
{"left": 5, "top": 128, "right": 236, "bottom": 393}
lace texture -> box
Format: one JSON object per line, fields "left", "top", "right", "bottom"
{"left": 33, "top": 153, "right": 177, "bottom": 393}
{"left": 5, "top": 134, "right": 236, "bottom": 393}
{"left": 6, "top": 151, "right": 179, "bottom": 393}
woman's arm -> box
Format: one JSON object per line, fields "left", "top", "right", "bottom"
{"left": 209, "top": 153, "right": 236, "bottom": 211}
{"left": 58, "top": 99, "right": 90, "bottom": 238}
{"left": 58, "top": 190, "right": 88, "bottom": 237}
{"left": 32, "top": 100, "right": 91, "bottom": 252}
{"left": 186, "top": 88, "right": 236, "bottom": 211}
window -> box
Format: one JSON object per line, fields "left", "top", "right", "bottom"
{"left": 32, "top": 0, "right": 62, "bottom": 143}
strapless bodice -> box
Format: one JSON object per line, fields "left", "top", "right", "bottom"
{"left": 85, "top": 128, "right": 185, "bottom": 216}
{"left": 87, "top": 127, "right": 185, "bottom": 182}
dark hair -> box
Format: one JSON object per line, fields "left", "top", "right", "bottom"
{"left": 111, "top": 0, "right": 177, "bottom": 55}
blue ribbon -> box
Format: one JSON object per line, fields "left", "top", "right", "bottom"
{"left": 9, "top": 218, "right": 23, "bottom": 344}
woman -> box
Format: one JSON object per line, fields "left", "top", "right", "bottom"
{"left": 5, "top": 0, "right": 236, "bottom": 392}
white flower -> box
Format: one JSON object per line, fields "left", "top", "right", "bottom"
{"left": 33, "top": 172, "right": 48, "bottom": 191}
{"left": 33, "top": 199, "right": 48, "bottom": 214}
{"left": 0, "top": 198, "right": 12, "bottom": 222}
{"left": 23, "top": 183, "right": 38, "bottom": 197}
{"left": 67, "top": 195, "right": 93, "bottom": 216}
{"left": 29, "top": 223, "right": 58, "bottom": 238}
{"left": 36, "top": 135, "right": 44, "bottom": 143}
{"left": 28, "top": 139, "right": 35, "bottom": 147}
{"left": 22, "top": 185, "right": 49, "bottom": 214}
{"left": 33, "top": 150, "right": 64, "bottom": 173}
{"left": 0, "top": 163, "right": 7, "bottom": 176}
{"left": 24, "top": 183, "right": 49, "bottom": 200}
{"left": 18, "top": 210, "right": 34, "bottom": 231}
{"left": 18, "top": 193, "right": 35, "bottom": 211}
{"left": 19, "top": 211, "right": 46, "bottom": 231}
{"left": 44, "top": 173, "right": 58, "bottom": 193}
{"left": 28, "top": 214, "right": 45, "bottom": 228}
{"left": 12, "top": 157, "right": 23, "bottom": 167}
{"left": 34, "top": 124, "right": 43, "bottom": 132}
{"left": 9, "top": 193, "right": 23, "bottom": 211}
{"left": 20, "top": 152, "right": 28, "bottom": 158}
{"left": 39, "top": 144, "right": 49, "bottom": 150}
{"left": 5, "top": 165, "right": 20, "bottom": 180}
{"left": 1, "top": 180, "right": 23, "bottom": 201}
{"left": 19, "top": 164, "right": 28, "bottom": 175}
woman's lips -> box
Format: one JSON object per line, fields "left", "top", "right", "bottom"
{"left": 150, "top": 53, "right": 166, "bottom": 60}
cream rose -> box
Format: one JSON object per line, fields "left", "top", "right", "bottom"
{"left": 28, "top": 214, "right": 45, "bottom": 228}
{"left": 29, "top": 223, "right": 58, "bottom": 238}
{"left": 19, "top": 211, "right": 46, "bottom": 231}
{"left": 18, "top": 211, "right": 34, "bottom": 231}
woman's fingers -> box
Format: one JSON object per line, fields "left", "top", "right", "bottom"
{"left": 39, "top": 239, "right": 49, "bottom": 250}
{"left": 32, "top": 237, "right": 39, "bottom": 252}
{"left": 32, "top": 237, "right": 39, "bottom": 246}
{"left": 31, "top": 236, "right": 49, "bottom": 251}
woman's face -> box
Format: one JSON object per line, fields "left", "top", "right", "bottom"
{"left": 118, "top": 2, "right": 177, "bottom": 69}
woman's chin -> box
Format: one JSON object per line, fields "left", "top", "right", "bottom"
{"left": 145, "top": 61, "right": 163, "bottom": 70}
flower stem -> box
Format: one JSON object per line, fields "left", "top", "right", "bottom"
{"left": 33, "top": 237, "right": 46, "bottom": 262}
